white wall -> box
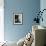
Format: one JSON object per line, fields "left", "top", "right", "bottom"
{"left": 0, "top": 0, "right": 4, "bottom": 42}
{"left": 0, "top": 0, "right": 4, "bottom": 7}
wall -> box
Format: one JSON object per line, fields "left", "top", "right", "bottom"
{"left": 40, "top": 0, "right": 46, "bottom": 27}
{"left": 40, "top": 0, "right": 46, "bottom": 45}
{"left": 0, "top": 0, "right": 4, "bottom": 42}
{"left": 4, "top": 0, "right": 40, "bottom": 42}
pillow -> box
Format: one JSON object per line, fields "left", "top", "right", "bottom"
{"left": 23, "top": 32, "right": 34, "bottom": 46}
{"left": 17, "top": 37, "right": 25, "bottom": 46}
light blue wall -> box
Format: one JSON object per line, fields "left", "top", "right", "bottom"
{"left": 4, "top": 0, "right": 40, "bottom": 42}
{"left": 40, "top": 0, "right": 46, "bottom": 27}
{"left": 40, "top": 0, "right": 46, "bottom": 44}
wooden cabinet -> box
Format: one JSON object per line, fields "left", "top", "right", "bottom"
{"left": 31, "top": 25, "right": 46, "bottom": 46}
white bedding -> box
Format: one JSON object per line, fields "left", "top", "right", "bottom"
{"left": 1, "top": 41, "right": 17, "bottom": 46}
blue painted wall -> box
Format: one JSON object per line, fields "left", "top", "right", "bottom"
{"left": 4, "top": 0, "right": 40, "bottom": 42}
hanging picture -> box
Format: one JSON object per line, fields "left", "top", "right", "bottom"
{"left": 14, "top": 13, "right": 23, "bottom": 24}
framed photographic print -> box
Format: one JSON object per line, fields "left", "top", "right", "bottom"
{"left": 13, "top": 13, "right": 23, "bottom": 24}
